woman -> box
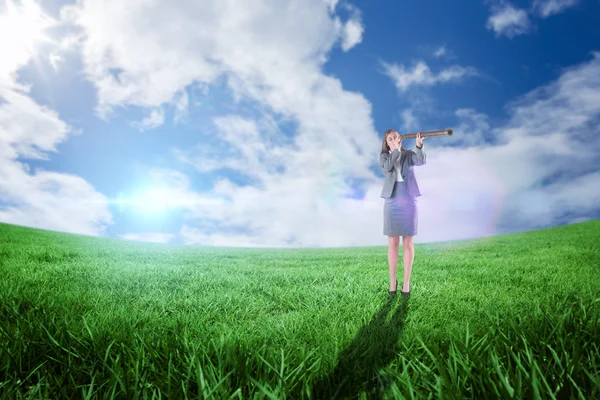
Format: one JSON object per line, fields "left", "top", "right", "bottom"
{"left": 380, "top": 129, "right": 426, "bottom": 296}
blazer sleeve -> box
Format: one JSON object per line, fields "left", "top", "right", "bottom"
{"left": 409, "top": 147, "right": 426, "bottom": 166}
{"left": 380, "top": 149, "right": 402, "bottom": 173}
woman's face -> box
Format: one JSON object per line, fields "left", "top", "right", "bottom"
{"left": 386, "top": 131, "right": 398, "bottom": 148}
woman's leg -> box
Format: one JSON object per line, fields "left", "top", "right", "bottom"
{"left": 388, "top": 236, "right": 400, "bottom": 290}
{"left": 402, "top": 235, "right": 415, "bottom": 292}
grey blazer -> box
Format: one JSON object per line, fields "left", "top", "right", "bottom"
{"left": 380, "top": 147, "right": 426, "bottom": 199}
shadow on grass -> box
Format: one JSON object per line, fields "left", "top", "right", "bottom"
{"left": 302, "top": 294, "right": 410, "bottom": 399}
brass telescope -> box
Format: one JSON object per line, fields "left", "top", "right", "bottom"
{"left": 398, "top": 128, "right": 453, "bottom": 139}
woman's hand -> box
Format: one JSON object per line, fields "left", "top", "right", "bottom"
{"left": 416, "top": 132, "right": 425, "bottom": 148}
{"left": 394, "top": 135, "right": 403, "bottom": 150}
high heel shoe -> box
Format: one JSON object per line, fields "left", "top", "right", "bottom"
{"left": 388, "top": 280, "right": 398, "bottom": 295}
{"left": 401, "top": 283, "right": 410, "bottom": 297}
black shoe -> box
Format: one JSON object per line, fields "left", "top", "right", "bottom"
{"left": 388, "top": 280, "right": 398, "bottom": 295}
{"left": 400, "top": 280, "right": 410, "bottom": 296}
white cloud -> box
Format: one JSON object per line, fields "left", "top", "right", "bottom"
{"left": 532, "top": 0, "right": 578, "bottom": 18}
{"left": 48, "top": 35, "right": 82, "bottom": 72}
{"left": 414, "top": 52, "right": 600, "bottom": 242}
{"left": 339, "top": 3, "right": 363, "bottom": 52}
{"left": 173, "top": 114, "right": 289, "bottom": 181}
{"left": 450, "top": 108, "right": 492, "bottom": 147}
{"left": 119, "top": 232, "right": 175, "bottom": 244}
{"left": 340, "top": 17, "right": 363, "bottom": 51}
{"left": 165, "top": 50, "right": 600, "bottom": 247}
{"left": 46, "top": 0, "right": 600, "bottom": 248}
{"left": 132, "top": 108, "right": 165, "bottom": 131}
{"left": 382, "top": 60, "right": 478, "bottom": 92}
{"left": 324, "top": 0, "right": 340, "bottom": 13}
{"left": 485, "top": 0, "right": 577, "bottom": 39}
{"left": 0, "top": 90, "right": 114, "bottom": 235}
{"left": 547, "top": 171, "right": 600, "bottom": 217}
{"left": 427, "top": 44, "right": 457, "bottom": 60}
{"left": 0, "top": 1, "right": 113, "bottom": 237}
{"left": 172, "top": 90, "right": 189, "bottom": 124}
{"left": 59, "top": 0, "right": 357, "bottom": 117}
{"left": 486, "top": 3, "right": 531, "bottom": 38}
{"left": 433, "top": 46, "right": 447, "bottom": 58}
{"left": 501, "top": 51, "right": 600, "bottom": 144}
{"left": 48, "top": 53, "right": 63, "bottom": 70}
{"left": 0, "top": 165, "right": 113, "bottom": 236}
{"left": 0, "top": 0, "right": 56, "bottom": 87}
{"left": 400, "top": 109, "right": 419, "bottom": 132}
{"left": 0, "top": 88, "right": 72, "bottom": 159}
{"left": 56, "top": 0, "right": 390, "bottom": 247}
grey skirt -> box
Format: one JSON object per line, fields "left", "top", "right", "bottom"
{"left": 383, "top": 181, "right": 418, "bottom": 236}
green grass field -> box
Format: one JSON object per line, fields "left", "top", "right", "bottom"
{"left": 1, "top": 220, "right": 599, "bottom": 399}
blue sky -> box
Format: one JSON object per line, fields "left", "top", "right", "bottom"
{"left": 1, "top": 0, "right": 599, "bottom": 247}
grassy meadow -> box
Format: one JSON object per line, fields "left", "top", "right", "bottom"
{"left": 1, "top": 220, "right": 599, "bottom": 399}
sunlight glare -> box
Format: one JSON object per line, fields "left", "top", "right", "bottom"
{"left": 131, "top": 188, "right": 180, "bottom": 213}
{"left": 0, "top": 0, "right": 55, "bottom": 76}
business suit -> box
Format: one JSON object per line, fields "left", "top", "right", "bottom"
{"left": 380, "top": 147, "right": 426, "bottom": 199}
{"left": 380, "top": 147, "right": 426, "bottom": 236}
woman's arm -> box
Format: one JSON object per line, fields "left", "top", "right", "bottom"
{"left": 409, "top": 146, "right": 426, "bottom": 166}
{"left": 380, "top": 149, "right": 402, "bottom": 172}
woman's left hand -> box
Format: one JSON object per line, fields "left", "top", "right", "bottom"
{"left": 416, "top": 132, "right": 425, "bottom": 148}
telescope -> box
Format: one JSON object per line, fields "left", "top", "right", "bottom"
{"left": 398, "top": 128, "right": 453, "bottom": 139}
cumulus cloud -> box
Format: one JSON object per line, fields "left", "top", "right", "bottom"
{"left": 485, "top": 0, "right": 577, "bottom": 39}
{"left": 55, "top": 0, "right": 388, "bottom": 246}
{"left": 486, "top": 3, "right": 531, "bottom": 38}
{"left": 0, "top": 88, "right": 71, "bottom": 159}
{"left": 382, "top": 60, "right": 478, "bottom": 92}
{"left": 532, "top": 0, "right": 578, "bottom": 18}
{"left": 325, "top": 0, "right": 340, "bottom": 13}
{"left": 339, "top": 3, "right": 363, "bottom": 51}
{"left": 400, "top": 109, "right": 419, "bottom": 132}
{"left": 0, "top": 90, "right": 113, "bottom": 236}
{"left": 501, "top": 52, "right": 600, "bottom": 144}
{"left": 0, "top": 164, "right": 113, "bottom": 236}
{"left": 0, "top": 0, "right": 55, "bottom": 87}
{"left": 59, "top": 0, "right": 357, "bottom": 117}
{"left": 165, "top": 53, "right": 600, "bottom": 246}
{"left": 3, "top": 0, "right": 596, "bottom": 247}
{"left": 132, "top": 108, "right": 165, "bottom": 131}
{"left": 450, "top": 108, "right": 493, "bottom": 147}
{"left": 0, "top": 0, "right": 113, "bottom": 236}
{"left": 340, "top": 17, "right": 363, "bottom": 51}
{"left": 414, "top": 52, "right": 600, "bottom": 242}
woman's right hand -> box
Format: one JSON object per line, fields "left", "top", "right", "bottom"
{"left": 394, "top": 135, "right": 403, "bottom": 150}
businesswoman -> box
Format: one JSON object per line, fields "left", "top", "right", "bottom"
{"left": 380, "top": 129, "right": 426, "bottom": 296}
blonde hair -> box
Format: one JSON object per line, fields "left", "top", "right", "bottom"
{"left": 381, "top": 129, "right": 406, "bottom": 155}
